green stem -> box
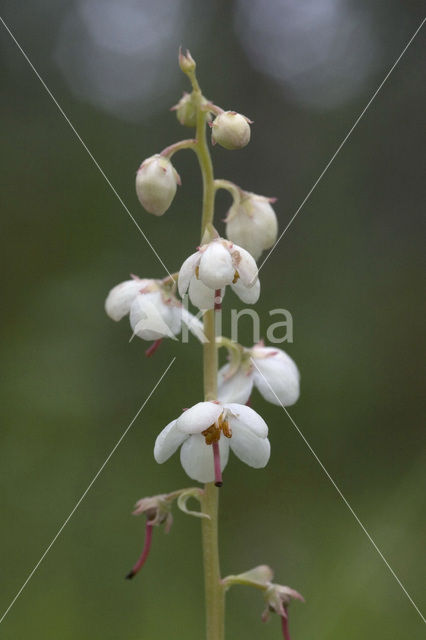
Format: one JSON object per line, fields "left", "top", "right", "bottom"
{"left": 192, "top": 78, "right": 225, "bottom": 640}
{"left": 160, "top": 138, "right": 197, "bottom": 159}
{"left": 214, "top": 179, "right": 243, "bottom": 206}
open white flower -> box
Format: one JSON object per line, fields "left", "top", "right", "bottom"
{"left": 225, "top": 193, "right": 278, "bottom": 260}
{"left": 178, "top": 237, "right": 260, "bottom": 310}
{"left": 154, "top": 401, "right": 270, "bottom": 485}
{"left": 105, "top": 275, "right": 202, "bottom": 346}
{"left": 218, "top": 344, "right": 300, "bottom": 407}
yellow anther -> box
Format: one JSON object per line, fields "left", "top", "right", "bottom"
{"left": 202, "top": 413, "right": 232, "bottom": 444}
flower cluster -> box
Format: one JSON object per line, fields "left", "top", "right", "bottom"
{"left": 105, "top": 49, "right": 304, "bottom": 639}
{"left": 104, "top": 51, "right": 300, "bottom": 486}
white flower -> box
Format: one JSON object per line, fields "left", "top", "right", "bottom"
{"left": 178, "top": 238, "right": 260, "bottom": 310}
{"left": 211, "top": 111, "right": 251, "bottom": 150}
{"left": 154, "top": 401, "right": 270, "bottom": 484}
{"left": 225, "top": 193, "right": 278, "bottom": 260}
{"left": 218, "top": 344, "right": 300, "bottom": 407}
{"left": 135, "top": 154, "right": 181, "bottom": 216}
{"left": 105, "top": 275, "right": 201, "bottom": 342}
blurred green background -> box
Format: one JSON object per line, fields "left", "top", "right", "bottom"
{"left": 1, "top": 1, "right": 425, "bottom": 638}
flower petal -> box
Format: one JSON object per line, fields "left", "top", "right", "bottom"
{"left": 154, "top": 420, "right": 187, "bottom": 463}
{"left": 231, "top": 246, "right": 258, "bottom": 286}
{"left": 176, "top": 401, "right": 223, "bottom": 435}
{"left": 105, "top": 279, "right": 150, "bottom": 321}
{"left": 225, "top": 403, "right": 268, "bottom": 437}
{"left": 180, "top": 434, "right": 230, "bottom": 482}
{"left": 188, "top": 276, "right": 216, "bottom": 310}
{"left": 229, "top": 426, "right": 271, "bottom": 468}
{"left": 252, "top": 348, "right": 300, "bottom": 406}
{"left": 231, "top": 277, "right": 260, "bottom": 304}
{"left": 130, "top": 292, "right": 179, "bottom": 341}
{"left": 217, "top": 365, "right": 253, "bottom": 404}
{"left": 199, "top": 242, "right": 235, "bottom": 289}
{"left": 178, "top": 252, "right": 200, "bottom": 297}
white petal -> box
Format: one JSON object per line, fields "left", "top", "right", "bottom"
{"left": 105, "top": 279, "right": 149, "bottom": 321}
{"left": 165, "top": 303, "right": 184, "bottom": 336}
{"left": 181, "top": 308, "right": 207, "bottom": 343}
{"left": 252, "top": 348, "right": 300, "bottom": 406}
{"left": 154, "top": 420, "right": 187, "bottom": 463}
{"left": 178, "top": 252, "right": 200, "bottom": 297}
{"left": 176, "top": 401, "right": 223, "bottom": 435}
{"left": 129, "top": 292, "right": 179, "bottom": 341}
{"left": 231, "top": 246, "right": 258, "bottom": 286}
{"left": 229, "top": 427, "right": 271, "bottom": 468}
{"left": 217, "top": 365, "right": 253, "bottom": 404}
{"left": 225, "top": 403, "right": 268, "bottom": 438}
{"left": 180, "top": 434, "right": 230, "bottom": 483}
{"left": 231, "top": 277, "right": 260, "bottom": 304}
{"left": 226, "top": 211, "right": 264, "bottom": 260}
{"left": 188, "top": 276, "right": 216, "bottom": 310}
{"left": 199, "top": 242, "right": 234, "bottom": 289}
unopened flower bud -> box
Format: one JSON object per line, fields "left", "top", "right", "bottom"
{"left": 211, "top": 111, "right": 251, "bottom": 150}
{"left": 178, "top": 48, "right": 196, "bottom": 74}
{"left": 226, "top": 193, "right": 278, "bottom": 260}
{"left": 135, "top": 154, "right": 180, "bottom": 216}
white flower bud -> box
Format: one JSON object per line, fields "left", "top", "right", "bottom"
{"left": 226, "top": 194, "right": 278, "bottom": 260}
{"left": 135, "top": 154, "right": 180, "bottom": 216}
{"left": 211, "top": 111, "right": 251, "bottom": 150}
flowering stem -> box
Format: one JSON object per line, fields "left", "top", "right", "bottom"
{"left": 189, "top": 71, "right": 225, "bottom": 640}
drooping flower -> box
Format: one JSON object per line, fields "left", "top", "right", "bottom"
{"left": 262, "top": 583, "right": 305, "bottom": 640}
{"left": 105, "top": 275, "right": 203, "bottom": 350}
{"left": 135, "top": 154, "right": 181, "bottom": 216}
{"left": 154, "top": 401, "right": 270, "bottom": 485}
{"left": 222, "top": 565, "right": 304, "bottom": 640}
{"left": 211, "top": 111, "right": 252, "bottom": 150}
{"left": 225, "top": 192, "right": 278, "bottom": 260}
{"left": 218, "top": 343, "right": 300, "bottom": 407}
{"left": 178, "top": 237, "right": 260, "bottom": 310}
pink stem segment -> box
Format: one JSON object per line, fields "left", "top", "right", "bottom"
{"left": 214, "top": 289, "right": 222, "bottom": 311}
{"left": 281, "top": 614, "right": 291, "bottom": 640}
{"left": 145, "top": 338, "right": 163, "bottom": 358}
{"left": 125, "top": 522, "right": 154, "bottom": 579}
{"left": 212, "top": 441, "right": 223, "bottom": 487}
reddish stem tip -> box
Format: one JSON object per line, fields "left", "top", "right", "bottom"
{"left": 125, "top": 522, "right": 153, "bottom": 581}
{"left": 281, "top": 614, "right": 291, "bottom": 640}
{"left": 212, "top": 441, "right": 223, "bottom": 487}
{"left": 145, "top": 338, "right": 163, "bottom": 358}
